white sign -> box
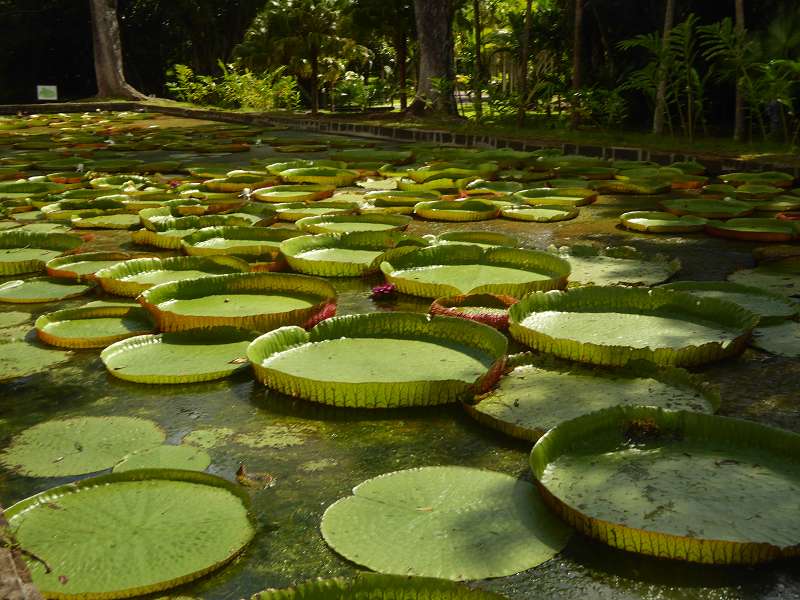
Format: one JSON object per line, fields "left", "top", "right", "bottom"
{"left": 36, "top": 85, "right": 58, "bottom": 101}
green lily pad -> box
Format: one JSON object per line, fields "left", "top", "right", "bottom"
{"left": 467, "top": 358, "right": 718, "bottom": 441}
{"left": 705, "top": 218, "right": 797, "bottom": 242}
{"left": 101, "top": 328, "right": 255, "bottom": 384}
{"left": 0, "top": 339, "right": 72, "bottom": 380}
{"left": 720, "top": 171, "right": 795, "bottom": 187}
{"left": 592, "top": 179, "right": 671, "bottom": 195}
{"left": 251, "top": 574, "right": 507, "bottom": 599}
{"left": 71, "top": 213, "right": 142, "bottom": 229}
{"left": 182, "top": 428, "right": 234, "bottom": 449}
{"left": 0, "top": 230, "right": 83, "bottom": 275}
{"left": 0, "top": 416, "right": 165, "bottom": 476}
{"left": 281, "top": 231, "right": 425, "bottom": 277}
{"left": 414, "top": 200, "right": 499, "bottom": 222}
{"left": 139, "top": 272, "right": 336, "bottom": 332}
{"left": 531, "top": 406, "right": 800, "bottom": 564}
{"left": 273, "top": 201, "right": 359, "bottom": 222}
{"left": 381, "top": 245, "right": 570, "bottom": 299}
{"left": 0, "top": 277, "right": 93, "bottom": 303}
{"left": 112, "top": 445, "right": 211, "bottom": 472}
{"left": 513, "top": 188, "right": 597, "bottom": 208}
{"left": 509, "top": 287, "right": 758, "bottom": 367}
{"left": 728, "top": 258, "right": 800, "bottom": 297}
{"left": 252, "top": 184, "right": 334, "bottom": 203}
{"left": 501, "top": 205, "right": 579, "bottom": 222}
{"left": 181, "top": 226, "right": 300, "bottom": 260}
{"left": 0, "top": 311, "right": 30, "bottom": 329}
{"left": 435, "top": 231, "right": 519, "bottom": 249}
{"left": 750, "top": 321, "right": 800, "bottom": 357}
{"left": 553, "top": 245, "right": 680, "bottom": 287}
{"left": 131, "top": 228, "right": 197, "bottom": 250}
{"left": 321, "top": 466, "right": 570, "bottom": 580}
{"left": 248, "top": 312, "right": 507, "bottom": 408}
{"left": 661, "top": 281, "right": 798, "bottom": 325}
{"left": 295, "top": 213, "right": 412, "bottom": 234}
{"left": 6, "top": 470, "right": 254, "bottom": 598}
{"left": 619, "top": 211, "right": 708, "bottom": 233}
{"left": 35, "top": 305, "right": 155, "bottom": 349}
{"left": 46, "top": 251, "right": 134, "bottom": 281}
{"left": 660, "top": 198, "right": 754, "bottom": 219}
{"left": 95, "top": 255, "right": 251, "bottom": 297}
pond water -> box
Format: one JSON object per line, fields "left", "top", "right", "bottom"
{"left": 1, "top": 114, "right": 799, "bottom": 600}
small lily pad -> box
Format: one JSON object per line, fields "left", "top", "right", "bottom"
{"left": 0, "top": 416, "right": 166, "bottom": 477}
{"left": 321, "top": 466, "right": 571, "bottom": 580}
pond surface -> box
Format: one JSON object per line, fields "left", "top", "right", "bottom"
{"left": 1, "top": 115, "right": 799, "bottom": 600}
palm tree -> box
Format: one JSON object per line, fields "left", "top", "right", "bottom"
{"left": 652, "top": 0, "right": 675, "bottom": 134}
{"left": 89, "top": 0, "right": 146, "bottom": 99}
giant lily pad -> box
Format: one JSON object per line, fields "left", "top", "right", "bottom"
{"left": 530, "top": 406, "right": 800, "bottom": 564}
{"left": 0, "top": 340, "right": 72, "bottom": 381}
{"left": 248, "top": 312, "right": 506, "bottom": 408}
{"left": 46, "top": 251, "right": 135, "bottom": 281}
{"left": 101, "top": 328, "right": 255, "bottom": 384}
{"left": 181, "top": 226, "right": 300, "bottom": 262}
{"left": 501, "top": 205, "right": 578, "bottom": 222}
{"left": 0, "top": 416, "right": 165, "bottom": 476}
{"left": 553, "top": 245, "right": 680, "bottom": 287}
{"left": 321, "top": 466, "right": 570, "bottom": 579}
{"left": 435, "top": 231, "right": 519, "bottom": 249}
{"left": 281, "top": 231, "right": 425, "bottom": 277}
{"left": 71, "top": 212, "right": 141, "bottom": 230}
{"left": 508, "top": 287, "right": 758, "bottom": 367}
{"left": 296, "top": 213, "right": 412, "bottom": 234}
{"left": 0, "top": 277, "right": 93, "bottom": 303}
{"left": 720, "top": 171, "right": 795, "bottom": 188}
{"left": 273, "top": 200, "right": 359, "bottom": 222}
{"left": 139, "top": 272, "right": 336, "bottom": 332}
{"left": 35, "top": 305, "right": 155, "bottom": 348}
{"left": 750, "top": 321, "right": 800, "bottom": 357}
{"left": 513, "top": 189, "right": 597, "bottom": 207}
{"left": 251, "top": 574, "right": 507, "bottom": 599}
{"left": 252, "top": 184, "right": 334, "bottom": 203}
{"left": 0, "top": 230, "right": 83, "bottom": 275}
{"left": 467, "top": 357, "right": 719, "bottom": 441}
{"left": 728, "top": 257, "right": 800, "bottom": 297}
{"left": 619, "top": 211, "right": 708, "bottom": 233}
{"left": 95, "top": 255, "right": 251, "bottom": 297}
{"left": 112, "top": 444, "right": 211, "bottom": 472}
{"left": 705, "top": 218, "right": 797, "bottom": 242}
{"left": 381, "top": 245, "right": 570, "bottom": 299}
{"left": 6, "top": 469, "right": 254, "bottom": 598}
{"left": 660, "top": 198, "right": 754, "bottom": 219}
{"left": 661, "top": 281, "right": 797, "bottom": 325}
{"left": 414, "top": 200, "right": 499, "bottom": 222}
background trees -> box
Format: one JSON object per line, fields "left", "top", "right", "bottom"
{"left": 0, "top": 0, "right": 798, "bottom": 144}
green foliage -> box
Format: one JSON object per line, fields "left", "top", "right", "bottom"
{"left": 166, "top": 63, "right": 300, "bottom": 111}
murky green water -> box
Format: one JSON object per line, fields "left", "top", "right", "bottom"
{"left": 1, "top": 120, "right": 799, "bottom": 599}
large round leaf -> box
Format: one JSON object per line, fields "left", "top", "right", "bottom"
{"left": 530, "top": 406, "right": 800, "bottom": 564}
{"left": 0, "top": 340, "right": 72, "bottom": 381}
{"left": 619, "top": 211, "right": 707, "bottom": 233}
{"left": 414, "top": 200, "right": 499, "bottom": 222}
{"left": 280, "top": 231, "right": 425, "bottom": 277}
{"left": 508, "top": 287, "right": 758, "bottom": 367}
{"left": 112, "top": 445, "right": 211, "bottom": 472}
{"left": 728, "top": 257, "right": 800, "bottom": 297}
{"left": 467, "top": 357, "right": 719, "bottom": 441}
{"left": 553, "top": 245, "right": 680, "bottom": 287}
{"left": 381, "top": 245, "right": 570, "bottom": 299}
{"left": 0, "top": 230, "right": 83, "bottom": 275}
{"left": 95, "top": 255, "right": 251, "bottom": 297}
{"left": 6, "top": 469, "right": 254, "bottom": 598}
{"left": 101, "top": 328, "right": 255, "bottom": 384}
{"left": 0, "top": 277, "right": 93, "bottom": 303}
{"left": 0, "top": 416, "right": 165, "bottom": 476}
{"left": 661, "top": 281, "right": 798, "bottom": 325}
{"left": 35, "top": 305, "right": 155, "bottom": 348}
{"left": 295, "top": 213, "right": 412, "bottom": 234}
{"left": 705, "top": 218, "right": 797, "bottom": 242}
{"left": 46, "top": 251, "right": 135, "bottom": 281}
{"left": 181, "top": 226, "right": 300, "bottom": 259}
{"left": 321, "top": 466, "right": 570, "bottom": 580}
{"left": 139, "top": 272, "right": 336, "bottom": 332}
{"left": 248, "top": 312, "right": 507, "bottom": 408}
{"left": 750, "top": 321, "right": 800, "bottom": 357}
{"left": 435, "top": 231, "right": 519, "bottom": 249}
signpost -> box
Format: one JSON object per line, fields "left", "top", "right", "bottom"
{"left": 36, "top": 86, "right": 58, "bottom": 101}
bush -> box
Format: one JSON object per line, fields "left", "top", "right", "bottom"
{"left": 166, "top": 63, "right": 300, "bottom": 111}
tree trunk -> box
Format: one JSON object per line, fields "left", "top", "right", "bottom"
{"left": 395, "top": 34, "right": 408, "bottom": 111}
{"left": 653, "top": 0, "right": 676, "bottom": 134}
{"left": 570, "top": 0, "right": 583, "bottom": 128}
{"left": 517, "top": 0, "right": 533, "bottom": 127}
{"left": 89, "top": 0, "right": 146, "bottom": 99}
{"left": 409, "top": 0, "right": 457, "bottom": 115}
{"left": 473, "top": 0, "right": 483, "bottom": 120}
{"left": 734, "top": 0, "right": 745, "bottom": 141}
{"left": 310, "top": 48, "right": 320, "bottom": 115}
